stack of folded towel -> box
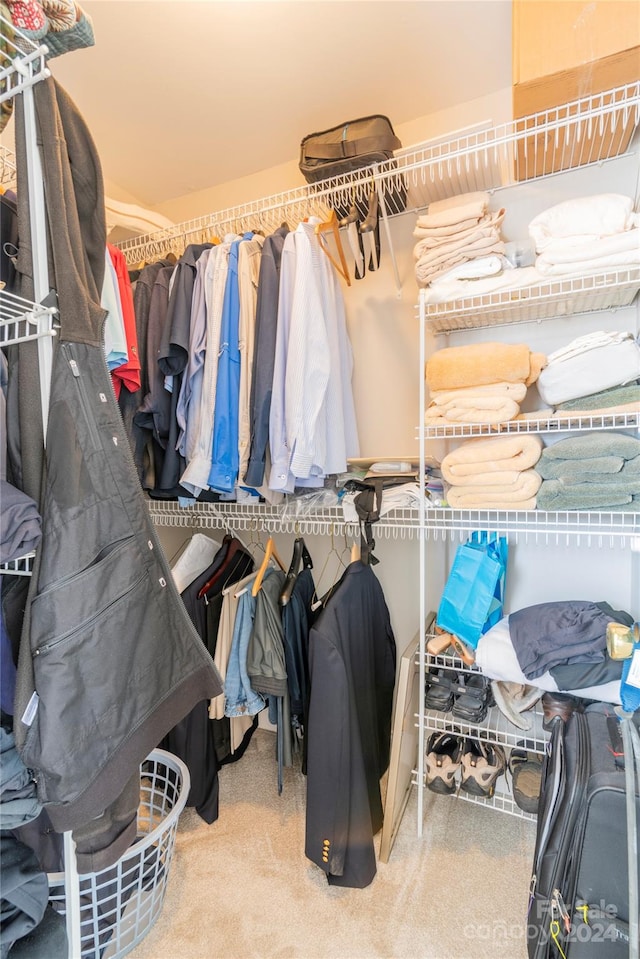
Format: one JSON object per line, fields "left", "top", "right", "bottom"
{"left": 425, "top": 341, "right": 546, "bottom": 426}
{"left": 536, "top": 330, "right": 640, "bottom": 410}
{"left": 536, "top": 432, "right": 640, "bottom": 511}
{"left": 413, "top": 191, "right": 506, "bottom": 288}
{"left": 441, "top": 434, "right": 543, "bottom": 509}
{"left": 529, "top": 193, "right": 640, "bottom": 277}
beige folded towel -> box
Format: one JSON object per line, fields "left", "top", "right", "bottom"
{"left": 414, "top": 216, "right": 505, "bottom": 266}
{"left": 416, "top": 241, "right": 506, "bottom": 286}
{"left": 426, "top": 395, "right": 522, "bottom": 425}
{"left": 416, "top": 192, "right": 490, "bottom": 230}
{"left": 413, "top": 215, "right": 481, "bottom": 239}
{"left": 430, "top": 382, "right": 528, "bottom": 405}
{"left": 443, "top": 468, "right": 530, "bottom": 487}
{"left": 413, "top": 210, "right": 506, "bottom": 254}
{"left": 426, "top": 342, "right": 546, "bottom": 391}
{"left": 447, "top": 470, "right": 541, "bottom": 509}
{"left": 442, "top": 434, "right": 543, "bottom": 481}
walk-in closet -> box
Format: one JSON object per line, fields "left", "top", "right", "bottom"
{"left": 1, "top": 3, "right": 639, "bottom": 959}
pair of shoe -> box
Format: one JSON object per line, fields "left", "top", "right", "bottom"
{"left": 425, "top": 667, "right": 459, "bottom": 712}
{"left": 426, "top": 732, "right": 506, "bottom": 798}
{"left": 451, "top": 674, "right": 493, "bottom": 723}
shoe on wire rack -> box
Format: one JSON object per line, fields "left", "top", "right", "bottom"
{"left": 425, "top": 732, "right": 462, "bottom": 795}
{"left": 509, "top": 748, "right": 543, "bottom": 814}
{"left": 459, "top": 738, "right": 506, "bottom": 798}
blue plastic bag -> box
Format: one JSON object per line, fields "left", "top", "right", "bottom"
{"left": 620, "top": 637, "right": 640, "bottom": 713}
{"left": 436, "top": 531, "right": 508, "bottom": 650}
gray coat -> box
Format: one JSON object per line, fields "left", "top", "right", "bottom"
{"left": 11, "top": 78, "right": 222, "bottom": 833}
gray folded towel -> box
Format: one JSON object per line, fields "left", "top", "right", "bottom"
{"left": 542, "top": 431, "right": 640, "bottom": 461}
{"left": 537, "top": 479, "right": 639, "bottom": 511}
{"left": 555, "top": 381, "right": 640, "bottom": 411}
{"left": 536, "top": 455, "right": 624, "bottom": 480}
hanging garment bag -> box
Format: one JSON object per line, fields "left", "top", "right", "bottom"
{"left": 527, "top": 703, "right": 640, "bottom": 958}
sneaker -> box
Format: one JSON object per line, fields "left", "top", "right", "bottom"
{"left": 425, "top": 732, "right": 462, "bottom": 795}
{"left": 509, "top": 748, "right": 543, "bottom": 814}
{"left": 459, "top": 738, "right": 506, "bottom": 798}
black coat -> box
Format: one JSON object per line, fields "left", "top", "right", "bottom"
{"left": 305, "top": 561, "right": 396, "bottom": 888}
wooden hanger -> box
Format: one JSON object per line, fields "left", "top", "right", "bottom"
{"left": 196, "top": 535, "right": 239, "bottom": 599}
{"left": 251, "top": 536, "right": 286, "bottom": 597}
{"left": 315, "top": 209, "right": 351, "bottom": 286}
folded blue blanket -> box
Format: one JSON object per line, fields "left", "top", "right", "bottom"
{"left": 542, "top": 431, "right": 640, "bottom": 461}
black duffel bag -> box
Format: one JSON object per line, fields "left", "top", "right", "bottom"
{"left": 299, "top": 115, "right": 407, "bottom": 218}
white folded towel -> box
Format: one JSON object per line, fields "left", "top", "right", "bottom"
{"left": 537, "top": 335, "right": 640, "bottom": 406}
{"left": 422, "top": 265, "right": 542, "bottom": 304}
{"left": 431, "top": 254, "right": 506, "bottom": 283}
{"left": 529, "top": 194, "right": 637, "bottom": 252}
{"left": 415, "top": 192, "right": 489, "bottom": 231}
{"left": 536, "top": 228, "right": 640, "bottom": 266}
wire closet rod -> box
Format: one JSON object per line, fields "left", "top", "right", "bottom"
{"left": 116, "top": 80, "right": 640, "bottom": 266}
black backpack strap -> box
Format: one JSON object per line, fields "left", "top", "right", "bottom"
{"left": 354, "top": 479, "right": 385, "bottom": 566}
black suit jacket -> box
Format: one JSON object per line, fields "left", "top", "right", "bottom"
{"left": 305, "top": 561, "right": 396, "bottom": 888}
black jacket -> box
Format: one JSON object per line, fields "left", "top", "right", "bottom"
{"left": 305, "top": 561, "right": 396, "bottom": 888}
{"left": 10, "top": 78, "right": 221, "bottom": 834}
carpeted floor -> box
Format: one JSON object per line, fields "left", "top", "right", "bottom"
{"left": 128, "top": 730, "right": 536, "bottom": 959}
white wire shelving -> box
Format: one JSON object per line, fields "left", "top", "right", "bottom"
{"left": 416, "top": 698, "right": 548, "bottom": 756}
{"left": 421, "top": 266, "right": 640, "bottom": 335}
{"left": 147, "top": 500, "right": 640, "bottom": 545}
{"left": 116, "top": 81, "right": 640, "bottom": 269}
{"left": 0, "top": 14, "right": 50, "bottom": 105}
{"left": 146, "top": 499, "right": 421, "bottom": 539}
{"left": 0, "top": 551, "right": 35, "bottom": 575}
{"left": 0, "top": 289, "right": 57, "bottom": 346}
{"left": 422, "top": 411, "right": 640, "bottom": 439}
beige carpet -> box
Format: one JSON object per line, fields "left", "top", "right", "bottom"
{"left": 129, "top": 730, "right": 536, "bottom": 959}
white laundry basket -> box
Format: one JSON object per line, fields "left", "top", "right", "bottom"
{"left": 48, "top": 749, "right": 190, "bottom": 959}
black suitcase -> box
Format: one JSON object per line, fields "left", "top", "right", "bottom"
{"left": 527, "top": 703, "right": 640, "bottom": 958}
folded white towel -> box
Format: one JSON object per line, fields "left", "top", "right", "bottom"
{"left": 430, "top": 254, "right": 507, "bottom": 283}
{"left": 536, "top": 247, "right": 640, "bottom": 277}
{"left": 529, "top": 194, "right": 636, "bottom": 252}
{"left": 546, "top": 330, "right": 634, "bottom": 365}
{"left": 422, "top": 265, "right": 542, "bottom": 304}
{"left": 537, "top": 336, "right": 640, "bottom": 406}
{"left": 536, "top": 228, "right": 640, "bottom": 266}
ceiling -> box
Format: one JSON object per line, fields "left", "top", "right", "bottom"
{"left": 49, "top": 1, "right": 513, "bottom": 208}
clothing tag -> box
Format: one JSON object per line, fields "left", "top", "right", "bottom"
{"left": 21, "top": 691, "right": 39, "bottom": 727}
{"left": 626, "top": 649, "right": 640, "bottom": 689}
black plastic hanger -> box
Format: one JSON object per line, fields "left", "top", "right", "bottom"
{"left": 279, "top": 537, "right": 313, "bottom": 607}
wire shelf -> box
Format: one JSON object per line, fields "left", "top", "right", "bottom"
{"left": 117, "top": 82, "right": 640, "bottom": 266}
{"left": 0, "top": 552, "right": 35, "bottom": 575}
{"left": 416, "top": 702, "right": 549, "bottom": 754}
{"left": 148, "top": 501, "right": 640, "bottom": 544}
{"left": 412, "top": 780, "right": 539, "bottom": 822}
{"left": 422, "top": 411, "right": 640, "bottom": 439}
{"left": 146, "top": 500, "right": 421, "bottom": 538}
{"left": 420, "top": 266, "right": 640, "bottom": 335}
{"left": 422, "top": 508, "right": 639, "bottom": 543}
{"left": 0, "top": 13, "right": 50, "bottom": 104}
{"left": 0, "top": 290, "right": 57, "bottom": 346}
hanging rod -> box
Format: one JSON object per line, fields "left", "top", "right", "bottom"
{"left": 116, "top": 81, "right": 640, "bottom": 270}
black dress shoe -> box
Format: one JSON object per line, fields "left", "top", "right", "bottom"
{"left": 541, "top": 691, "right": 582, "bottom": 731}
